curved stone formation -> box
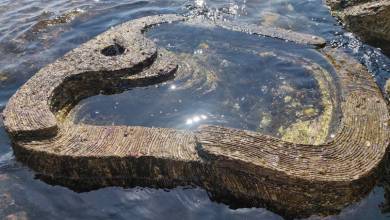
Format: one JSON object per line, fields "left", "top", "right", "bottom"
{"left": 2, "top": 14, "right": 389, "bottom": 218}
{"left": 212, "top": 19, "right": 326, "bottom": 48}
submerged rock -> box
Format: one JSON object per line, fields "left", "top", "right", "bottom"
{"left": 0, "top": 73, "right": 8, "bottom": 82}
{"left": 5, "top": 212, "right": 27, "bottom": 220}
{"left": 260, "top": 11, "right": 280, "bottom": 27}
{"left": 0, "top": 174, "right": 9, "bottom": 181}
{"left": 31, "top": 9, "right": 84, "bottom": 33}
{"left": 326, "top": 0, "right": 390, "bottom": 55}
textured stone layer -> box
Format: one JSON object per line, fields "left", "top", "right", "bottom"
{"left": 2, "top": 14, "right": 389, "bottom": 218}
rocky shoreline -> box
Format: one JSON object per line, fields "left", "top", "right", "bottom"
{"left": 326, "top": 0, "right": 390, "bottom": 55}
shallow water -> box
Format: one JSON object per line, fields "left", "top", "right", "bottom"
{"left": 73, "top": 23, "right": 327, "bottom": 137}
{"left": 1, "top": 0, "right": 390, "bottom": 219}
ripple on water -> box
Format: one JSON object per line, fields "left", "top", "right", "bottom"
{"left": 71, "top": 23, "right": 330, "bottom": 142}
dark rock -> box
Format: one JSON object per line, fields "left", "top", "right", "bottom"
{"left": 327, "top": 0, "right": 390, "bottom": 55}
{"left": 30, "top": 9, "right": 84, "bottom": 33}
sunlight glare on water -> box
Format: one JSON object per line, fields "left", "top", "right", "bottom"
{"left": 73, "top": 22, "right": 327, "bottom": 137}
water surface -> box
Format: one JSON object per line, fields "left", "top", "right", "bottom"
{"left": 73, "top": 23, "right": 327, "bottom": 137}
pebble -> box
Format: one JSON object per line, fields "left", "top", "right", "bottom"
{"left": 0, "top": 73, "right": 8, "bottom": 82}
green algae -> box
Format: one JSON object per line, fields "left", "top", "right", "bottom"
{"left": 281, "top": 64, "right": 334, "bottom": 145}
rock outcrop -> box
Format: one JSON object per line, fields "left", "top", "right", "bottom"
{"left": 327, "top": 0, "right": 390, "bottom": 55}
{"left": 2, "top": 14, "right": 389, "bottom": 218}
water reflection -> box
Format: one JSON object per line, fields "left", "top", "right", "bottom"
{"left": 186, "top": 114, "right": 207, "bottom": 124}
{"left": 72, "top": 23, "right": 327, "bottom": 139}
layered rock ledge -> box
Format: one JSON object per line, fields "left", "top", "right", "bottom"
{"left": 2, "top": 14, "right": 389, "bottom": 218}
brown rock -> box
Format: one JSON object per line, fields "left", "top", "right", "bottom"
{"left": 327, "top": 0, "right": 390, "bottom": 55}
{"left": 0, "top": 73, "right": 8, "bottom": 82}
{"left": 2, "top": 14, "right": 389, "bottom": 218}
{"left": 31, "top": 9, "right": 84, "bottom": 33}
{"left": 386, "top": 78, "right": 390, "bottom": 96}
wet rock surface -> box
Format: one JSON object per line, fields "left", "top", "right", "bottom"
{"left": 2, "top": 14, "right": 389, "bottom": 219}
{"left": 30, "top": 9, "right": 85, "bottom": 34}
{"left": 2, "top": 1, "right": 390, "bottom": 219}
{"left": 326, "top": 0, "right": 390, "bottom": 55}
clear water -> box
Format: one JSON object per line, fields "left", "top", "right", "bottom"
{"left": 1, "top": 0, "right": 390, "bottom": 219}
{"left": 72, "top": 23, "right": 327, "bottom": 136}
